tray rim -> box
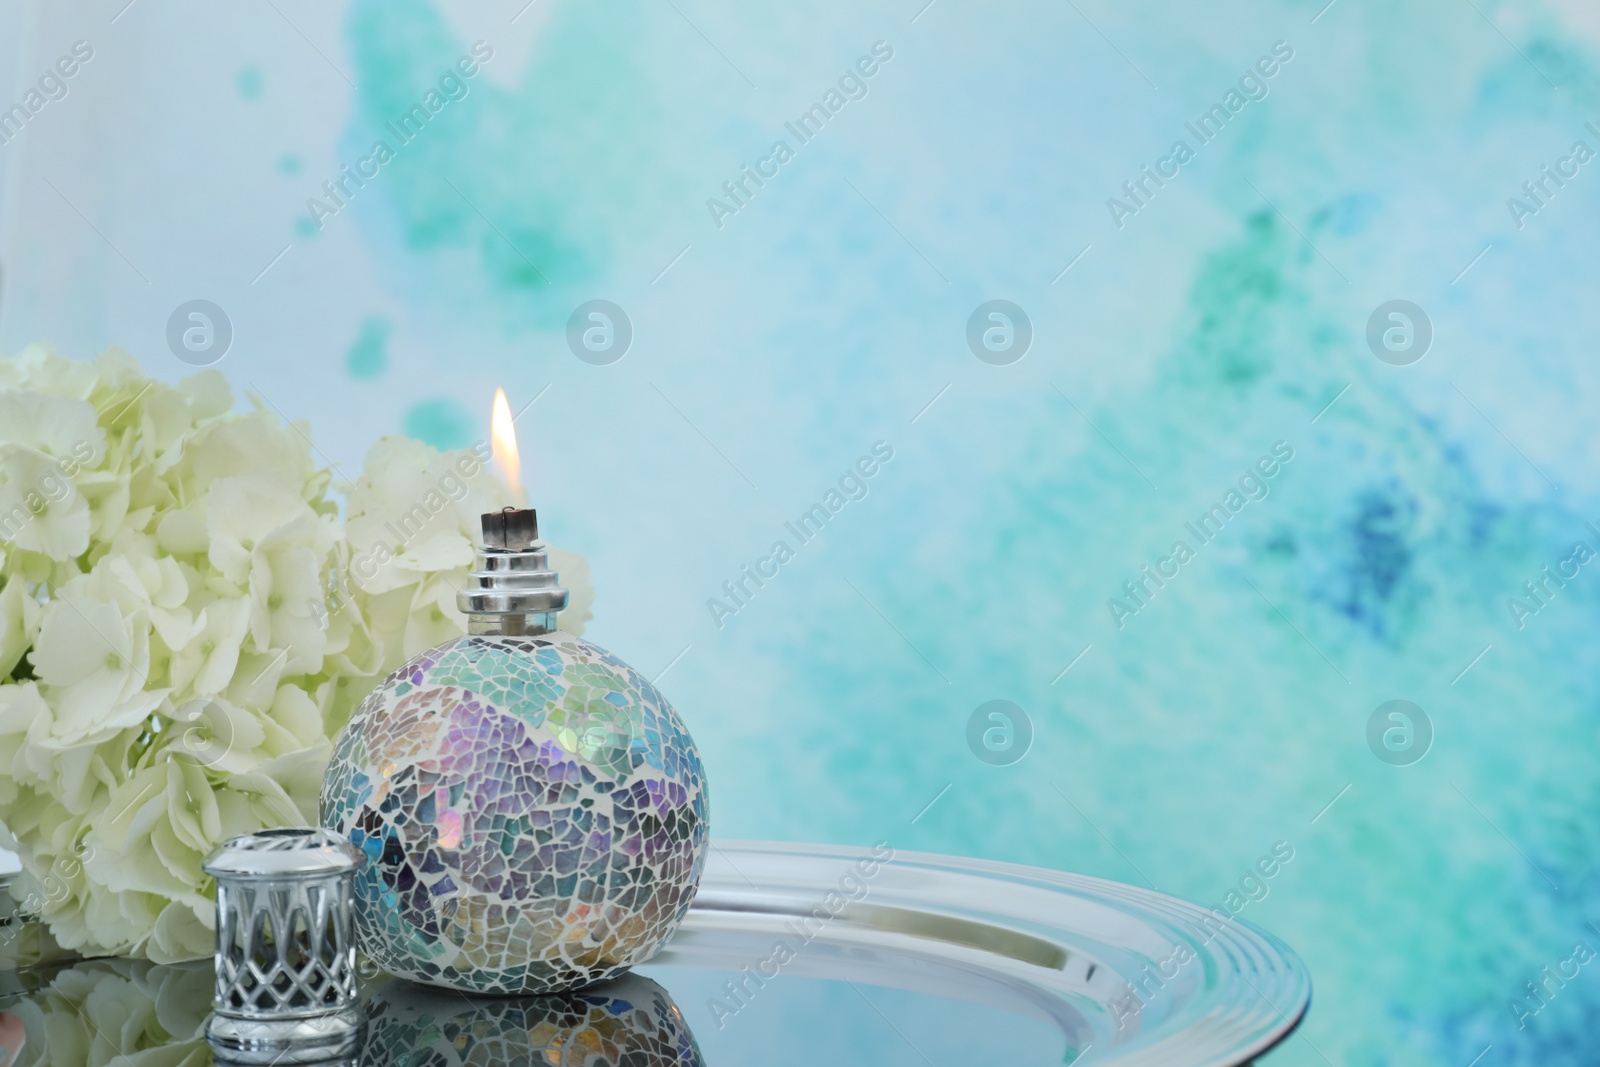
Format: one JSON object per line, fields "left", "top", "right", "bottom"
{"left": 678, "top": 838, "right": 1313, "bottom": 1067}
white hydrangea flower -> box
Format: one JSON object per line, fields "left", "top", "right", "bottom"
{"left": 343, "top": 435, "right": 497, "bottom": 596}
{"left": 167, "top": 597, "right": 250, "bottom": 698}
{"left": 0, "top": 445, "right": 93, "bottom": 561}
{"left": 32, "top": 591, "right": 166, "bottom": 748}
{"left": 0, "top": 345, "right": 596, "bottom": 961}
{"left": 0, "top": 577, "right": 40, "bottom": 678}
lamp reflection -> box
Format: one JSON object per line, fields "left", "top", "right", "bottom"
{"left": 361, "top": 973, "right": 705, "bottom": 1067}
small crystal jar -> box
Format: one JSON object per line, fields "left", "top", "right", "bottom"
{"left": 203, "top": 828, "right": 366, "bottom": 1064}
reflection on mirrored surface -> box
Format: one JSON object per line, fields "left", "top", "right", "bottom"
{"left": 0, "top": 1011, "right": 22, "bottom": 1067}
{"left": 0, "top": 953, "right": 704, "bottom": 1067}
{"left": 361, "top": 973, "right": 703, "bottom": 1067}
{"left": 4, "top": 957, "right": 213, "bottom": 1067}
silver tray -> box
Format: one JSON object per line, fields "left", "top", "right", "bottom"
{"left": 649, "top": 842, "right": 1311, "bottom": 1067}
{"left": 0, "top": 842, "right": 1310, "bottom": 1066}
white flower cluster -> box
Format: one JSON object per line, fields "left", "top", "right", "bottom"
{"left": 0, "top": 345, "right": 591, "bottom": 963}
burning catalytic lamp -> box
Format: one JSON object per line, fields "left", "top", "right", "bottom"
{"left": 318, "top": 389, "right": 709, "bottom": 995}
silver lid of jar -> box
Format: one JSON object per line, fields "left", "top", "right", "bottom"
{"left": 202, "top": 827, "right": 364, "bottom": 879}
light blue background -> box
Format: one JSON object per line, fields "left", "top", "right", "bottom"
{"left": 3, "top": 0, "right": 1600, "bottom": 1062}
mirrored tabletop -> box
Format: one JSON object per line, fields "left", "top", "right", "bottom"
{"left": 0, "top": 842, "right": 1310, "bottom": 1067}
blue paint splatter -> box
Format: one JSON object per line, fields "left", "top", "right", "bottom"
{"left": 1332, "top": 485, "right": 1417, "bottom": 639}
{"left": 345, "top": 316, "right": 390, "bottom": 379}
{"left": 403, "top": 398, "right": 473, "bottom": 450}
{"left": 1327, "top": 192, "right": 1381, "bottom": 235}
{"left": 236, "top": 66, "right": 263, "bottom": 100}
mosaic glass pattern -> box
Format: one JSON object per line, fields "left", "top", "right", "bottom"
{"left": 360, "top": 973, "right": 704, "bottom": 1067}
{"left": 319, "top": 631, "right": 708, "bottom": 995}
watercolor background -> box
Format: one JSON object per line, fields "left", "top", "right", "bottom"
{"left": 3, "top": 0, "right": 1600, "bottom": 1063}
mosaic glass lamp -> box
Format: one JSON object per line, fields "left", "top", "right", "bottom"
{"left": 319, "top": 507, "right": 709, "bottom": 995}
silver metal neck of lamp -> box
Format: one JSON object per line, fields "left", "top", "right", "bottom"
{"left": 457, "top": 508, "right": 569, "bottom": 636}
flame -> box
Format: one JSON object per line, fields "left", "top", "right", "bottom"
{"left": 491, "top": 388, "right": 521, "bottom": 496}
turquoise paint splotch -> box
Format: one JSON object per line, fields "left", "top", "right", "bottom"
{"left": 340, "top": 0, "right": 692, "bottom": 333}
{"left": 403, "top": 397, "right": 472, "bottom": 450}
{"left": 236, "top": 66, "right": 263, "bottom": 100}
{"left": 345, "top": 316, "right": 390, "bottom": 379}
{"left": 278, "top": 153, "right": 302, "bottom": 176}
